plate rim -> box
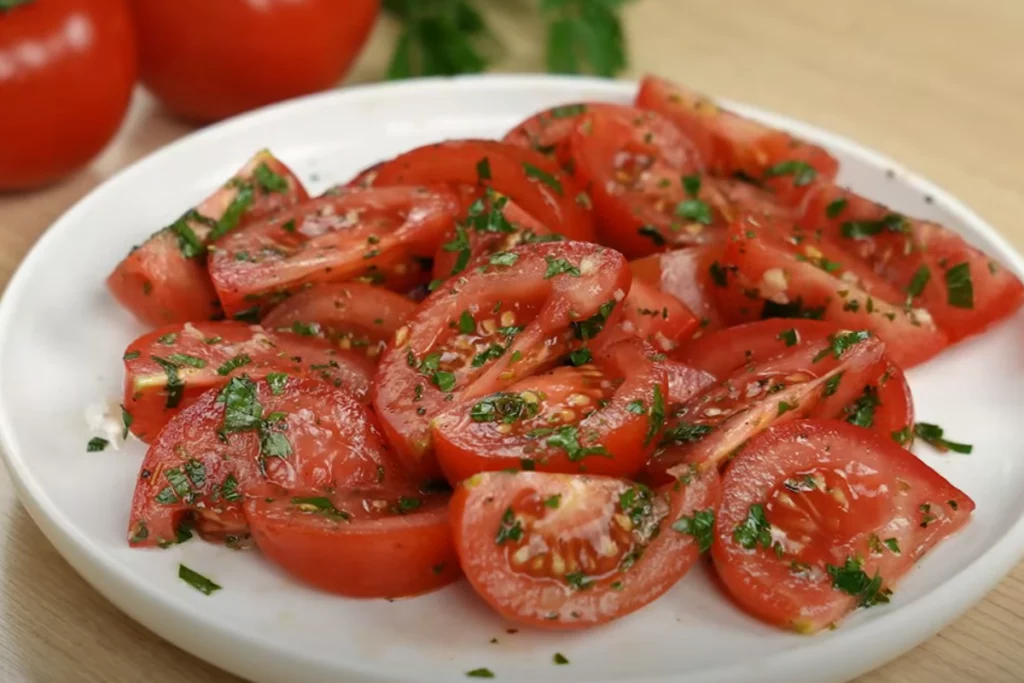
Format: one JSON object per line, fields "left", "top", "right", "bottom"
{"left": 2, "top": 73, "right": 1024, "bottom": 683}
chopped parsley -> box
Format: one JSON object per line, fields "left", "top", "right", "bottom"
{"left": 253, "top": 162, "right": 288, "bottom": 193}
{"left": 475, "top": 156, "right": 492, "bottom": 181}
{"left": 626, "top": 399, "right": 645, "bottom": 415}
{"left": 777, "top": 400, "right": 797, "bottom": 416}
{"left": 167, "top": 353, "right": 206, "bottom": 368}
{"left": 292, "top": 496, "right": 350, "bottom": 521}
{"left": 86, "top": 437, "right": 109, "bottom": 452}
{"left": 708, "top": 261, "right": 729, "bottom": 288}
{"left": 944, "top": 262, "right": 974, "bottom": 309}
{"left": 840, "top": 213, "right": 909, "bottom": 239}
{"left": 522, "top": 162, "right": 563, "bottom": 195}
{"left": 544, "top": 255, "right": 581, "bottom": 279}
{"left": 289, "top": 321, "right": 320, "bottom": 336}
{"left": 825, "top": 197, "right": 848, "bottom": 219}
{"left": 884, "top": 538, "right": 901, "bottom": 554}
{"left": 568, "top": 347, "right": 592, "bottom": 366}
{"left": 150, "top": 355, "right": 185, "bottom": 408}
{"left": 553, "top": 652, "right": 570, "bottom": 665}
{"left": 733, "top": 503, "right": 772, "bottom": 550}
{"left": 266, "top": 372, "right": 288, "bottom": 395}
{"left": 178, "top": 564, "right": 221, "bottom": 595}
{"left": 209, "top": 182, "right": 254, "bottom": 241}
{"left": 777, "top": 328, "right": 799, "bottom": 347}
{"left": 471, "top": 393, "right": 539, "bottom": 424}
{"left": 671, "top": 509, "right": 715, "bottom": 552}
{"left": 220, "top": 475, "right": 242, "bottom": 503}
{"left": 466, "top": 667, "right": 495, "bottom": 678}
{"left": 845, "top": 386, "right": 880, "bottom": 428}
{"left": 442, "top": 223, "right": 472, "bottom": 276}
{"left": 763, "top": 160, "right": 817, "bottom": 186}
{"left": 545, "top": 425, "right": 607, "bottom": 461}
{"left": 495, "top": 507, "right": 523, "bottom": 545}
{"left": 216, "top": 354, "right": 252, "bottom": 376}
{"left": 914, "top": 422, "right": 973, "bottom": 454}
{"left": 891, "top": 426, "right": 912, "bottom": 446}
{"left": 682, "top": 174, "right": 701, "bottom": 197}
{"left": 644, "top": 385, "right": 665, "bottom": 445}
{"left": 675, "top": 198, "right": 712, "bottom": 225}
{"left": 638, "top": 225, "right": 666, "bottom": 246}
{"left": 157, "top": 332, "right": 177, "bottom": 345}
{"left": 458, "top": 310, "right": 476, "bottom": 334}
{"left": 544, "top": 494, "right": 561, "bottom": 509}
{"left": 761, "top": 297, "right": 826, "bottom": 320}
{"left": 823, "top": 372, "right": 843, "bottom": 397}
{"left": 825, "top": 556, "right": 891, "bottom": 607}
{"left": 813, "top": 330, "right": 871, "bottom": 362}
{"left": 660, "top": 421, "right": 713, "bottom": 446}
{"left": 121, "top": 404, "right": 133, "bottom": 439}
{"left": 906, "top": 265, "right": 931, "bottom": 299}
{"left": 123, "top": 350, "right": 140, "bottom": 361}
{"left": 489, "top": 251, "right": 519, "bottom": 267}
{"left": 551, "top": 103, "right": 587, "bottom": 118}
{"left": 570, "top": 300, "right": 615, "bottom": 341}
{"left": 169, "top": 210, "right": 206, "bottom": 259}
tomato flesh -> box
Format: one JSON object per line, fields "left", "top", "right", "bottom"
{"left": 433, "top": 339, "right": 667, "bottom": 481}
{"left": 373, "top": 241, "right": 631, "bottom": 478}
{"left": 451, "top": 468, "right": 721, "bottom": 628}
{"left": 107, "top": 151, "right": 308, "bottom": 326}
{"left": 262, "top": 282, "right": 416, "bottom": 361}
{"left": 631, "top": 244, "right": 726, "bottom": 333}
{"left": 712, "top": 420, "right": 974, "bottom": 632}
{"left": 208, "top": 186, "right": 460, "bottom": 317}
{"left": 122, "top": 321, "right": 374, "bottom": 442}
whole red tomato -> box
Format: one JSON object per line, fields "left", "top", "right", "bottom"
{"left": 131, "top": 0, "right": 380, "bottom": 123}
{"left": 0, "top": 0, "right": 137, "bottom": 191}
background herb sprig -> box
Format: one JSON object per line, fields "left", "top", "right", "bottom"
{"left": 383, "top": 0, "right": 634, "bottom": 79}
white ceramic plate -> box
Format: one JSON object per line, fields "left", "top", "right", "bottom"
{"left": 2, "top": 76, "right": 1024, "bottom": 683}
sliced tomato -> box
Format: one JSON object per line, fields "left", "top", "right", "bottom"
{"left": 262, "top": 282, "right": 415, "bottom": 360}
{"left": 122, "top": 321, "right": 374, "bottom": 442}
{"left": 369, "top": 139, "right": 595, "bottom": 242}
{"left": 635, "top": 74, "right": 838, "bottom": 205}
{"left": 663, "top": 359, "right": 716, "bottom": 406}
{"left": 431, "top": 189, "right": 556, "bottom": 282}
{"left": 373, "top": 241, "right": 631, "bottom": 479}
{"left": 630, "top": 244, "right": 726, "bottom": 333}
{"left": 128, "top": 374, "right": 398, "bottom": 548}
{"left": 433, "top": 339, "right": 667, "bottom": 482}
{"left": 713, "top": 217, "right": 949, "bottom": 368}
{"left": 704, "top": 176, "right": 796, "bottom": 223}
{"left": 246, "top": 488, "right": 459, "bottom": 598}
{"left": 674, "top": 319, "right": 913, "bottom": 444}
{"left": 599, "top": 279, "right": 700, "bottom": 353}
{"left": 712, "top": 419, "right": 974, "bottom": 632}
{"left": 107, "top": 151, "right": 308, "bottom": 326}
{"left": 800, "top": 183, "right": 1024, "bottom": 342}
{"left": 451, "top": 468, "right": 721, "bottom": 628}
{"left": 645, "top": 330, "right": 884, "bottom": 482}
{"left": 208, "top": 186, "right": 460, "bottom": 317}
{"left": 567, "top": 108, "right": 711, "bottom": 257}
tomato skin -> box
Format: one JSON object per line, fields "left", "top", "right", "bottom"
{"left": 714, "top": 218, "right": 949, "bottom": 368}
{"left": 712, "top": 420, "right": 974, "bottom": 632}
{"left": 130, "top": 0, "right": 379, "bottom": 123}
{"left": 607, "top": 279, "right": 700, "bottom": 353}
{"left": 433, "top": 339, "right": 667, "bottom": 482}
{"left": 246, "top": 493, "right": 460, "bottom": 598}
{"left": 122, "top": 321, "right": 374, "bottom": 442}
{"left": 128, "top": 375, "right": 399, "bottom": 548}
{"left": 369, "top": 140, "right": 596, "bottom": 243}
{"left": 262, "top": 283, "right": 415, "bottom": 360}
{"left": 635, "top": 75, "right": 838, "bottom": 205}
{"left": 451, "top": 469, "right": 721, "bottom": 629}
{"left": 800, "top": 183, "right": 1024, "bottom": 343}
{"left": 208, "top": 186, "right": 460, "bottom": 317}
{"left": 0, "top": 0, "right": 136, "bottom": 190}
{"left": 663, "top": 360, "right": 716, "bottom": 406}
{"left": 646, "top": 331, "right": 885, "bottom": 483}
{"left": 107, "top": 151, "right": 308, "bottom": 327}
{"left": 373, "top": 241, "right": 631, "bottom": 479}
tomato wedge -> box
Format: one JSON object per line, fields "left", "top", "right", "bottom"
{"left": 262, "top": 282, "right": 416, "bottom": 360}
{"left": 712, "top": 420, "right": 974, "bottom": 632}
{"left": 673, "top": 319, "right": 913, "bottom": 444}
{"left": 107, "top": 150, "right": 307, "bottom": 326}
{"left": 799, "top": 183, "right": 1024, "bottom": 342}
{"left": 605, "top": 279, "right": 700, "bottom": 352}
{"left": 373, "top": 241, "right": 631, "bottom": 478}
{"left": 247, "top": 489, "right": 459, "bottom": 598}
{"left": 128, "top": 375, "right": 397, "bottom": 548}
{"left": 369, "top": 139, "right": 595, "bottom": 242}
{"left": 451, "top": 468, "right": 721, "bottom": 628}
{"left": 567, "top": 108, "right": 709, "bottom": 257}
{"left": 631, "top": 244, "right": 726, "bottom": 333}
{"left": 208, "top": 186, "right": 460, "bottom": 317}
{"left": 713, "top": 217, "right": 949, "bottom": 368}
{"left": 635, "top": 74, "right": 838, "bottom": 205}
{"left": 122, "top": 321, "right": 374, "bottom": 442}
{"left": 646, "top": 329, "right": 884, "bottom": 482}
{"left": 433, "top": 339, "right": 666, "bottom": 482}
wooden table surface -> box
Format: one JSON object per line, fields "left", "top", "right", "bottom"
{"left": 2, "top": 1, "right": 1023, "bottom": 681}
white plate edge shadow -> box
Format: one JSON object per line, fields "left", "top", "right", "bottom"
{"left": 1, "top": 74, "right": 1023, "bottom": 683}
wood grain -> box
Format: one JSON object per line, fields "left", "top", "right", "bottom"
{"left": 2, "top": 1, "right": 1023, "bottom": 681}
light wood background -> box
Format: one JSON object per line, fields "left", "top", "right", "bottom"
{"left": 2, "top": 1, "right": 1023, "bottom": 681}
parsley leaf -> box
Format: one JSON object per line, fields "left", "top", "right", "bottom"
{"left": 86, "top": 437, "right": 109, "bottom": 452}
{"left": 178, "top": 564, "right": 221, "bottom": 596}
{"left": 672, "top": 509, "right": 715, "bottom": 552}
{"left": 914, "top": 422, "right": 973, "bottom": 454}
{"left": 826, "top": 556, "right": 891, "bottom": 607}
{"left": 733, "top": 503, "right": 772, "bottom": 550}
{"left": 945, "top": 262, "right": 974, "bottom": 309}
{"left": 545, "top": 425, "right": 607, "bottom": 461}
{"left": 763, "top": 160, "right": 817, "bottom": 186}
{"left": 544, "top": 255, "right": 580, "bottom": 279}
{"left": 522, "top": 162, "right": 563, "bottom": 195}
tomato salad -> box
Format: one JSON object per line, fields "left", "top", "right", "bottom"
{"left": 102, "top": 74, "right": 1018, "bottom": 634}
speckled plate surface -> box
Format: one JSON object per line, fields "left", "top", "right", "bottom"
{"left": 2, "top": 76, "right": 1024, "bottom": 683}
